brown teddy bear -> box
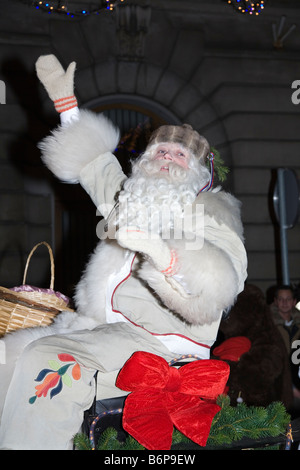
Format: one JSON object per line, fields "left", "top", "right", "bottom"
{"left": 212, "top": 284, "right": 293, "bottom": 411}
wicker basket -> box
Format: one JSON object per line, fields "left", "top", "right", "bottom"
{"left": 0, "top": 242, "right": 73, "bottom": 337}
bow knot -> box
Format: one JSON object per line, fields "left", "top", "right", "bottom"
{"left": 165, "top": 366, "right": 181, "bottom": 392}
{"left": 116, "top": 351, "right": 229, "bottom": 450}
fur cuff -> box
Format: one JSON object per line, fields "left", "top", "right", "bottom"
{"left": 38, "top": 110, "right": 120, "bottom": 183}
{"left": 138, "top": 241, "right": 241, "bottom": 326}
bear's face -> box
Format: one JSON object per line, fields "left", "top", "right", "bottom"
{"left": 220, "top": 285, "right": 266, "bottom": 338}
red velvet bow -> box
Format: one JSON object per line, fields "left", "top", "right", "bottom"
{"left": 116, "top": 351, "right": 230, "bottom": 450}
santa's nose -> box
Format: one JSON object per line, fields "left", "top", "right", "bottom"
{"left": 162, "top": 151, "right": 172, "bottom": 160}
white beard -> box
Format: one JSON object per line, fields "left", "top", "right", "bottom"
{"left": 116, "top": 150, "right": 211, "bottom": 235}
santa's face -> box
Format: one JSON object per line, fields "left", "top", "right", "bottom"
{"left": 152, "top": 143, "right": 190, "bottom": 173}
{"left": 117, "top": 142, "right": 211, "bottom": 234}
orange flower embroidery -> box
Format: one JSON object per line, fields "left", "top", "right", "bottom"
{"left": 29, "top": 353, "right": 81, "bottom": 404}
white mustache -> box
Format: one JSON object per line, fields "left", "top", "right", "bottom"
{"left": 139, "top": 159, "right": 189, "bottom": 181}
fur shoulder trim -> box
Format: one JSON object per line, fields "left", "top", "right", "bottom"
{"left": 38, "top": 110, "right": 120, "bottom": 183}
{"left": 196, "top": 190, "right": 244, "bottom": 240}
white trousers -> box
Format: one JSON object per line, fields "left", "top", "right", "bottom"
{"left": 0, "top": 323, "right": 178, "bottom": 450}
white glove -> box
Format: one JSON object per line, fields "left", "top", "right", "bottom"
{"left": 116, "top": 226, "right": 178, "bottom": 276}
{"left": 35, "top": 54, "right": 78, "bottom": 115}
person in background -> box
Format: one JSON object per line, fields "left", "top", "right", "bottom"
{"left": 271, "top": 285, "right": 300, "bottom": 405}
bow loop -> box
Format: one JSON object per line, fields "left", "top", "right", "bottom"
{"left": 179, "top": 359, "right": 231, "bottom": 399}
{"left": 116, "top": 350, "right": 170, "bottom": 392}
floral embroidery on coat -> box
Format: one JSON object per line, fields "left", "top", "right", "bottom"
{"left": 29, "top": 354, "right": 81, "bottom": 404}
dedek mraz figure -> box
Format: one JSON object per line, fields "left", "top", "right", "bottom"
{"left": 0, "top": 55, "right": 247, "bottom": 450}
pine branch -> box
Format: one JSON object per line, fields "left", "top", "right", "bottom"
{"left": 73, "top": 399, "right": 290, "bottom": 450}
{"left": 208, "top": 147, "right": 230, "bottom": 183}
{"left": 206, "top": 400, "right": 290, "bottom": 446}
{"left": 73, "top": 433, "right": 92, "bottom": 450}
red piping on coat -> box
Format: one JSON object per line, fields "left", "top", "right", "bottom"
{"left": 110, "top": 254, "right": 210, "bottom": 351}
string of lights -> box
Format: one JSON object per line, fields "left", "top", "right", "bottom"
{"left": 224, "top": 0, "right": 266, "bottom": 15}
{"left": 29, "top": 0, "right": 125, "bottom": 16}
{"left": 26, "top": 0, "right": 266, "bottom": 17}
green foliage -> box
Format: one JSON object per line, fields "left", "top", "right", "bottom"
{"left": 73, "top": 398, "right": 290, "bottom": 450}
{"left": 73, "top": 428, "right": 144, "bottom": 451}
{"left": 96, "top": 427, "right": 144, "bottom": 450}
{"left": 208, "top": 147, "right": 230, "bottom": 183}
{"left": 73, "top": 433, "right": 92, "bottom": 450}
{"left": 207, "top": 396, "right": 290, "bottom": 447}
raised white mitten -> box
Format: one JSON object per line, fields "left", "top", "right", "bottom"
{"left": 36, "top": 55, "right": 121, "bottom": 186}
{"left": 116, "top": 226, "right": 178, "bottom": 276}
{"left": 36, "top": 54, "right": 79, "bottom": 125}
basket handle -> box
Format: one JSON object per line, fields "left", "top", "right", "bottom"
{"left": 22, "top": 242, "right": 55, "bottom": 290}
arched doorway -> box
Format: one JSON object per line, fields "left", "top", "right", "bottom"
{"left": 85, "top": 93, "right": 182, "bottom": 174}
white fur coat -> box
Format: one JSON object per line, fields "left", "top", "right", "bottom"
{"left": 39, "top": 110, "right": 247, "bottom": 326}
{"left": 0, "top": 111, "right": 247, "bottom": 414}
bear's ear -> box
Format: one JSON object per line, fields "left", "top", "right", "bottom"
{"left": 243, "top": 284, "right": 265, "bottom": 304}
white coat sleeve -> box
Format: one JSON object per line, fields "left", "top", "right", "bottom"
{"left": 79, "top": 152, "right": 127, "bottom": 219}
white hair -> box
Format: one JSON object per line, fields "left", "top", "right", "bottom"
{"left": 116, "top": 143, "right": 211, "bottom": 234}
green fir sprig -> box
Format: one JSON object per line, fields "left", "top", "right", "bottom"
{"left": 73, "top": 397, "right": 290, "bottom": 450}
{"left": 206, "top": 395, "right": 290, "bottom": 447}
{"left": 208, "top": 146, "right": 230, "bottom": 183}
{"left": 73, "top": 427, "right": 144, "bottom": 451}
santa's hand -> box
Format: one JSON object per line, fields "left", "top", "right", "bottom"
{"left": 116, "top": 226, "right": 178, "bottom": 276}
{"left": 35, "top": 54, "right": 78, "bottom": 114}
